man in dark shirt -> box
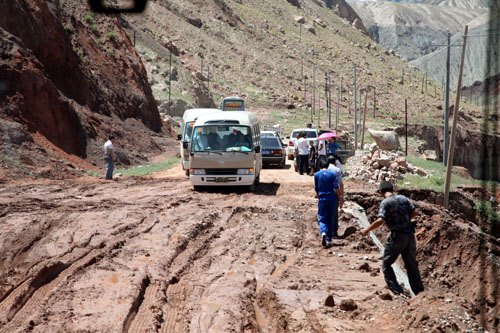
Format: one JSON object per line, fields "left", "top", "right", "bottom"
{"left": 314, "top": 159, "right": 343, "bottom": 248}
{"left": 360, "top": 181, "right": 424, "bottom": 296}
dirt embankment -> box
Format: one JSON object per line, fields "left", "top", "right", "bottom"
{"left": 0, "top": 162, "right": 497, "bottom": 332}
{"left": 0, "top": 0, "right": 169, "bottom": 182}
{"left": 396, "top": 124, "right": 500, "bottom": 181}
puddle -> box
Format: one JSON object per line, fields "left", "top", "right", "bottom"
{"left": 271, "top": 251, "right": 299, "bottom": 278}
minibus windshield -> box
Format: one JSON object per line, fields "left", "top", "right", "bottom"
{"left": 191, "top": 125, "right": 252, "bottom": 152}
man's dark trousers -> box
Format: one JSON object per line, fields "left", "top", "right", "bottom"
{"left": 382, "top": 231, "right": 424, "bottom": 295}
{"left": 299, "top": 154, "right": 308, "bottom": 175}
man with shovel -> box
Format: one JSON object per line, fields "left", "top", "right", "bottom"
{"left": 360, "top": 181, "right": 424, "bottom": 296}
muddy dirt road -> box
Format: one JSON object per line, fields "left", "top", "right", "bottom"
{"left": 0, "top": 161, "right": 487, "bottom": 332}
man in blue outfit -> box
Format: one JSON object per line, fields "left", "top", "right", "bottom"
{"left": 314, "top": 159, "right": 343, "bottom": 248}
{"left": 360, "top": 181, "right": 424, "bottom": 296}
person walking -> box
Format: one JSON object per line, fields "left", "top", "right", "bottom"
{"left": 360, "top": 181, "right": 424, "bottom": 296}
{"left": 314, "top": 159, "right": 343, "bottom": 248}
{"left": 308, "top": 140, "right": 316, "bottom": 176}
{"left": 327, "top": 155, "right": 344, "bottom": 238}
{"left": 317, "top": 139, "right": 327, "bottom": 171}
{"left": 297, "top": 132, "right": 309, "bottom": 175}
{"left": 104, "top": 135, "right": 115, "bottom": 180}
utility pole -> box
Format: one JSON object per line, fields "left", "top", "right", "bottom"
{"left": 444, "top": 26, "right": 468, "bottom": 208}
{"left": 207, "top": 62, "right": 210, "bottom": 92}
{"left": 300, "top": 24, "right": 303, "bottom": 84}
{"left": 421, "top": 73, "right": 425, "bottom": 94}
{"left": 168, "top": 52, "right": 172, "bottom": 115}
{"left": 444, "top": 31, "right": 451, "bottom": 166}
{"left": 328, "top": 75, "right": 332, "bottom": 129}
{"left": 326, "top": 74, "right": 330, "bottom": 128}
{"left": 336, "top": 84, "right": 340, "bottom": 131}
{"left": 405, "top": 98, "right": 408, "bottom": 156}
{"left": 361, "top": 88, "right": 368, "bottom": 149}
{"left": 312, "top": 53, "right": 316, "bottom": 116}
{"left": 354, "top": 64, "right": 358, "bottom": 151}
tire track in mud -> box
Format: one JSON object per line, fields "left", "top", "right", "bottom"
{"left": 0, "top": 250, "right": 100, "bottom": 332}
{"left": 0, "top": 214, "right": 162, "bottom": 332}
{"left": 126, "top": 210, "right": 231, "bottom": 333}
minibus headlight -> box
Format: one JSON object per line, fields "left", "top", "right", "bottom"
{"left": 237, "top": 169, "right": 254, "bottom": 175}
{"left": 191, "top": 169, "right": 206, "bottom": 175}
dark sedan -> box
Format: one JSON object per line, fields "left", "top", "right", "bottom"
{"left": 261, "top": 137, "right": 286, "bottom": 168}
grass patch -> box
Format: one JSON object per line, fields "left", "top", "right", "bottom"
{"left": 106, "top": 31, "right": 116, "bottom": 40}
{"left": 85, "top": 11, "right": 94, "bottom": 23}
{"left": 475, "top": 200, "right": 500, "bottom": 226}
{"left": 116, "top": 157, "right": 180, "bottom": 177}
{"left": 86, "top": 170, "right": 102, "bottom": 178}
{"left": 397, "top": 156, "right": 499, "bottom": 191}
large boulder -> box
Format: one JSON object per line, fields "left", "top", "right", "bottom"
{"left": 369, "top": 129, "right": 400, "bottom": 151}
{"left": 159, "top": 99, "right": 192, "bottom": 117}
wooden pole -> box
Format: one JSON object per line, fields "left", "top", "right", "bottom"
{"left": 361, "top": 88, "right": 368, "bottom": 149}
{"left": 405, "top": 98, "right": 408, "bottom": 156}
{"left": 444, "top": 25, "right": 468, "bottom": 208}
{"left": 336, "top": 84, "right": 340, "bottom": 131}
{"left": 168, "top": 52, "right": 172, "bottom": 115}
{"left": 421, "top": 73, "right": 424, "bottom": 94}
{"left": 354, "top": 64, "right": 358, "bottom": 151}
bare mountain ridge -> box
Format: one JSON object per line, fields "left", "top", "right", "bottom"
{"left": 411, "top": 12, "right": 500, "bottom": 88}
{"left": 350, "top": 1, "right": 487, "bottom": 61}
{"left": 374, "top": 0, "right": 492, "bottom": 9}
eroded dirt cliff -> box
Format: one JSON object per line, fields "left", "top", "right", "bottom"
{"left": 0, "top": 0, "right": 167, "bottom": 181}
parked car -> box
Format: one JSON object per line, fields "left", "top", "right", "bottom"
{"left": 261, "top": 137, "right": 286, "bottom": 168}
{"left": 285, "top": 128, "right": 318, "bottom": 160}
{"left": 261, "top": 130, "right": 284, "bottom": 145}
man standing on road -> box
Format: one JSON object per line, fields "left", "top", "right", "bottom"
{"left": 297, "top": 132, "right": 309, "bottom": 175}
{"left": 314, "top": 159, "right": 343, "bottom": 248}
{"left": 104, "top": 135, "right": 115, "bottom": 180}
{"left": 317, "top": 139, "right": 327, "bottom": 171}
{"left": 327, "top": 155, "right": 344, "bottom": 239}
{"left": 360, "top": 181, "right": 424, "bottom": 296}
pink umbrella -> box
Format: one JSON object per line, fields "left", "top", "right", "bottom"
{"left": 317, "top": 132, "right": 339, "bottom": 141}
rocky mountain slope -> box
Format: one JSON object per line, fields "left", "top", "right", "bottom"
{"left": 374, "top": 0, "right": 493, "bottom": 9}
{"left": 349, "top": 1, "right": 485, "bottom": 61}
{"left": 0, "top": 0, "right": 169, "bottom": 181}
{"left": 411, "top": 12, "right": 500, "bottom": 88}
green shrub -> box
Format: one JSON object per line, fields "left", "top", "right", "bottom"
{"left": 85, "top": 11, "right": 94, "bottom": 23}
{"left": 106, "top": 32, "right": 116, "bottom": 40}
{"left": 475, "top": 200, "right": 500, "bottom": 226}
{"left": 90, "top": 24, "right": 98, "bottom": 32}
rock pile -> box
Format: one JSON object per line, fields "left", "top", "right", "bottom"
{"left": 348, "top": 144, "right": 428, "bottom": 183}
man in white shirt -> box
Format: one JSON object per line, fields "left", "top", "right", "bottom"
{"left": 104, "top": 135, "right": 115, "bottom": 180}
{"left": 327, "top": 155, "right": 344, "bottom": 238}
{"left": 297, "top": 132, "right": 309, "bottom": 175}
{"left": 317, "top": 140, "right": 327, "bottom": 171}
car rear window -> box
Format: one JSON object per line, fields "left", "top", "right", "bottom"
{"left": 262, "top": 138, "right": 282, "bottom": 148}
